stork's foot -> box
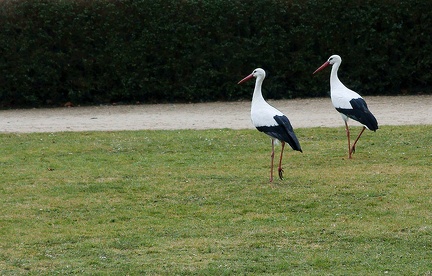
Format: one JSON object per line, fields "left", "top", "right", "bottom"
{"left": 278, "top": 168, "right": 284, "bottom": 180}
{"left": 348, "top": 146, "right": 356, "bottom": 159}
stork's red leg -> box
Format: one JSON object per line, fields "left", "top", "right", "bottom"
{"left": 270, "top": 139, "right": 275, "bottom": 182}
{"left": 351, "top": 126, "right": 366, "bottom": 155}
{"left": 278, "top": 142, "right": 285, "bottom": 180}
{"left": 344, "top": 121, "right": 352, "bottom": 159}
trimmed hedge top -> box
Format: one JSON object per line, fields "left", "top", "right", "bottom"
{"left": 0, "top": 0, "right": 431, "bottom": 107}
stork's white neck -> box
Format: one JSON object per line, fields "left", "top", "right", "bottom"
{"left": 330, "top": 63, "right": 341, "bottom": 88}
{"left": 252, "top": 76, "right": 266, "bottom": 105}
{"left": 330, "top": 61, "right": 343, "bottom": 91}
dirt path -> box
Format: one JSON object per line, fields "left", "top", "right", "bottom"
{"left": 0, "top": 95, "right": 431, "bottom": 133}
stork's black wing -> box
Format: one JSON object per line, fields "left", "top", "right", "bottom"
{"left": 336, "top": 98, "right": 378, "bottom": 131}
{"left": 256, "top": 115, "right": 302, "bottom": 152}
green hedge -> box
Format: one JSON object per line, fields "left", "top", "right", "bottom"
{"left": 0, "top": 0, "right": 431, "bottom": 107}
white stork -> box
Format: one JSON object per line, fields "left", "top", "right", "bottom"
{"left": 313, "top": 55, "right": 378, "bottom": 159}
{"left": 238, "top": 68, "right": 302, "bottom": 182}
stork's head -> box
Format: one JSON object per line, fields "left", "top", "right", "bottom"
{"left": 238, "top": 68, "right": 266, "bottom": 84}
{"left": 313, "top": 55, "right": 342, "bottom": 74}
{"left": 328, "top": 55, "right": 342, "bottom": 65}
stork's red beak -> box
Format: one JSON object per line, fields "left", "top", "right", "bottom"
{"left": 238, "top": 73, "right": 254, "bottom": 84}
{"left": 313, "top": 61, "right": 330, "bottom": 74}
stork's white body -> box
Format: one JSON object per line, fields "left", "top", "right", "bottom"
{"left": 250, "top": 75, "right": 284, "bottom": 128}
{"left": 329, "top": 65, "right": 363, "bottom": 123}
{"left": 329, "top": 70, "right": 362, "bottom": 110}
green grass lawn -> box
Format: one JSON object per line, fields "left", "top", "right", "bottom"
{"left": 1, "top": 125, "right": 431, "bottom": 275}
